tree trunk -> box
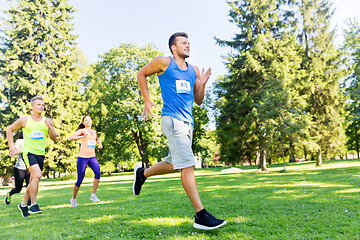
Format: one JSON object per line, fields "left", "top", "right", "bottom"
{"left": 316, "top": 150, "right": 322, "bottom": 167}
{"left": 133, "top": 130, "right": 150, "bottom": 167}
{"left": 255, "top": 150, "right": 260, "bottom": 165}
{"left": 288, "top": 141, "right": 296, "bottom": 162}
{"left": 2, "top": 175, "right": 9, "bottom": 186}
{"left": 282, "top": 139, "right": 286, "bottom": 171}
{"left": 303, "top": 146, "right": 308, "bottom": 160}
{"left": 356, "top": 127, "right": 359, "bottom": 159}
{"left": 258, "top": 148, "right": 267, "bottom": 171}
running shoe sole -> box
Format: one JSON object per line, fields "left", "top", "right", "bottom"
{"left": 193, "top": 220, "right": 227, "bottom": 230}
{"left": 29, "top": 204, "right": 42, "bottom": 214}
{"left": 133, "top": 167, "right": 139, "bottom": 195}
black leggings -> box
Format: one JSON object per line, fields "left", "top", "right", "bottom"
{"left": 9, "top": 167, "right": 30, "bottom": 196}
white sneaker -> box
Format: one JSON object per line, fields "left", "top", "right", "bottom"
{"left": 70, "top": 198, "right": 77, "bottom": 207}
{"left": 90, "top": 194, "right": 100, "bottom": 203}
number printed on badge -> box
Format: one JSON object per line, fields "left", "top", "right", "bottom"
{"left": 88, "top": 140, "right": 96, "bottom": 148}
{"left": 31, "top": 131, "right": 44, "bottom": 140}
{"left": 176, "top": 80, "right": 191, "bottom": 94}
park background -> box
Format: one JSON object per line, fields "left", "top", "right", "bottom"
{"left": 1, "top": 0, "right": 360, "bottom": 180}
{"left": 1, "top": 1, "right": 360, "bottom": 239}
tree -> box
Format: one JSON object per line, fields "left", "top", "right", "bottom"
{"left": 343, "top": 18, "right": 360, "bottom": 159}
{"left": 0, "top": 0, "right": 84, "bottom": 178}
{"left": 84, "top": 44, "right": 167, "bottom": 169}
{"left": 192, "top": 96, "right": 214, "bottom": 167}
{"left": 215, "top": 0, "right": 304, "bottom": 170}
{"left": 296, "top": 0, "right": 346, "bottom": 166}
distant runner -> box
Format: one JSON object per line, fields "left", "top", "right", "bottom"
{"left": 4, "top": 132, "right": 30, "bottom": 206}
{"left": 6, "top": 97, "right": 60, "bottom": 217}
{"left": 68, "top": 116, "right": 103, "bottom": 207}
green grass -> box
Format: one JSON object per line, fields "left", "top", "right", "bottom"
{"left": 1, "top": 159, "right": 360, "bottom": 239}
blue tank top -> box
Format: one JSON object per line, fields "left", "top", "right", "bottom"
{"left": 158, "top": 57, "right": 196, "bottom": 124}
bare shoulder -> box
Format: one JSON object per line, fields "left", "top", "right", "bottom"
{"left": 140, "top": 56, "right": 171, "bottom": 76}
{"left": 18, "top": 116, "right": 28, "bottom": 124}
{"left": 152, "top": 56, "right": 171, "bottom": 70}
{"left": 77, "top": 129, "right": 87, "bottom": 134}
{"left": 93, "top": 129, "right": 99, "bottom": 136}
{"left": 191, "top": 64, "right": 200, "bottom": 76}
{"left": 153, "top": 56, "right": 171, "bottom": 64}
{"left": 15, "top": 117, "right": 28, "bottom": 128}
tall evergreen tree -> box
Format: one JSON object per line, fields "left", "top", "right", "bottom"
{"left": 0, "top": 0, "right": 84, "bottom": 178}
{"left": 296, "top": 0, "right": 346, "bottom": 166}
{"left": 343, "top": 18, "right": 360, "bottom": 159}
{"left": 215, "top": 0, "right": 306, "bottom": 170}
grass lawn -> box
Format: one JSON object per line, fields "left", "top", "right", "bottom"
{"left": 1, "top": 159, "right": 360, "bottom": 239}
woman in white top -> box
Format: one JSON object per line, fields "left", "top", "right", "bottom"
{"left": 4, "top": 132, "right": 30, "bottom": 205}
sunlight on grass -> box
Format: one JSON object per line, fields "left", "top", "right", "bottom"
{"left": 80, "top": 200, "right": 114, "bottom": 206}
{"left": 270, "top": 193, "right": 315, "bottom": 199}
{"left": 130, "top": 217, "right": 189, "bottom": 227}
{"left": 46, "top": 200, "right": 114, "bottom": 209}
{"left": 333, "top": 188, "right": 360, "bottom": 194}
{"left": 228, "top": 216, "right": 250, "bottom": 223}
{"left": 281, "top": 182, "right": 351, "bottom": 188}
{"left": 46, "top": 204, "right": 72, "bottom": 209}
{"left": 82, "top": 214, "right": 117, "bottom": 223}
{"left": 0, "top": 221, "right": 29, "bottom": 231}
{"left": 273, "top": 189, "right": 298, "bottom": 194}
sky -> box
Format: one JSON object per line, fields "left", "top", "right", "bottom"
{"left": 1, "top": 0, "right": 360, "bottom": 84}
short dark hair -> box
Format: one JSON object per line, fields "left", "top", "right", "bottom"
{"left": 168, "top": 32, "right": 188, "bottom": 54}
{"left": 30, "top": 96, "right": 44, "bottom": 105}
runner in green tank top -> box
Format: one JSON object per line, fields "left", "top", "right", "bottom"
{"left": 6, "top": 97, "right": 60, "bottom": 217}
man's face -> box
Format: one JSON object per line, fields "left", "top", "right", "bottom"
{"left": 174, "top": 36, "right": 190, "bottom": 58}
{"left": 31, "top": 100, "right": 45, "bottom": 113}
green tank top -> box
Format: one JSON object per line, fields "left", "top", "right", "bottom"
{"left": 22, "top": 116, "right": 49, "bottom": 155}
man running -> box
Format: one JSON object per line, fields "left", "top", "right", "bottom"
{"left": 6, "top": 96, "right": 60, "bottom": 217}
{"left": 134, "top": 32, "right": 227, "bottom": 230}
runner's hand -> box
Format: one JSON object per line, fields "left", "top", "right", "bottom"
{"left": 9, "top": 146, "right": 19, "bottom": 158}
{"left": 199, "top": 68, "right": 212, "bottom": 85}
{"left": 142, "top": 100, "right": 157, "bottom": 121}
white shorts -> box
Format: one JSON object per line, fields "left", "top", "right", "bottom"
{"left": 161, "top": 116, "right": 195, "bottom": 170}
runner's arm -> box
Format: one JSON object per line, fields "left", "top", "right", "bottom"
{"left": 68, "top": 129, "right": 87, "bottom": 141}
{"left": 137, "top": 56, "right": 169, "bottom": 120}
{"left": 193, "top": 66, "right": 211, "bottom": 105}
{"left": 6, "top": 117, "right": 26, "bottom": 157}
{"left": 45, "top": 118, "right": 61, "bottom": 141}
{"left": 95, "top": 131, "right": 103, "bottom": 149}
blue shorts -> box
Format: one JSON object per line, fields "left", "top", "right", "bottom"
{"left": 161, "top": 116, "right": 195, "bottom": 170}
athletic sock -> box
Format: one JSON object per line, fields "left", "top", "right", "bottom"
{"left": 21, "top": 203, "right": 27, "bottom": 208}
{"left": 196, "top": 208, "right": 207, "bottom": 218}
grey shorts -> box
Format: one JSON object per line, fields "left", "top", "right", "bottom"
{"left": 161, "top": 116, "right": 195, "bottom": 170}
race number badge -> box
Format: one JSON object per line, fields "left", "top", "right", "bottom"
{"left": 176, "top": 80, "right": 191, "bottom": 94}
{"left": 88, "top": 140, "right": 96, "bottom": 148}
{"left": 31, "top": 131, "right": 44, "bottom": 140}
